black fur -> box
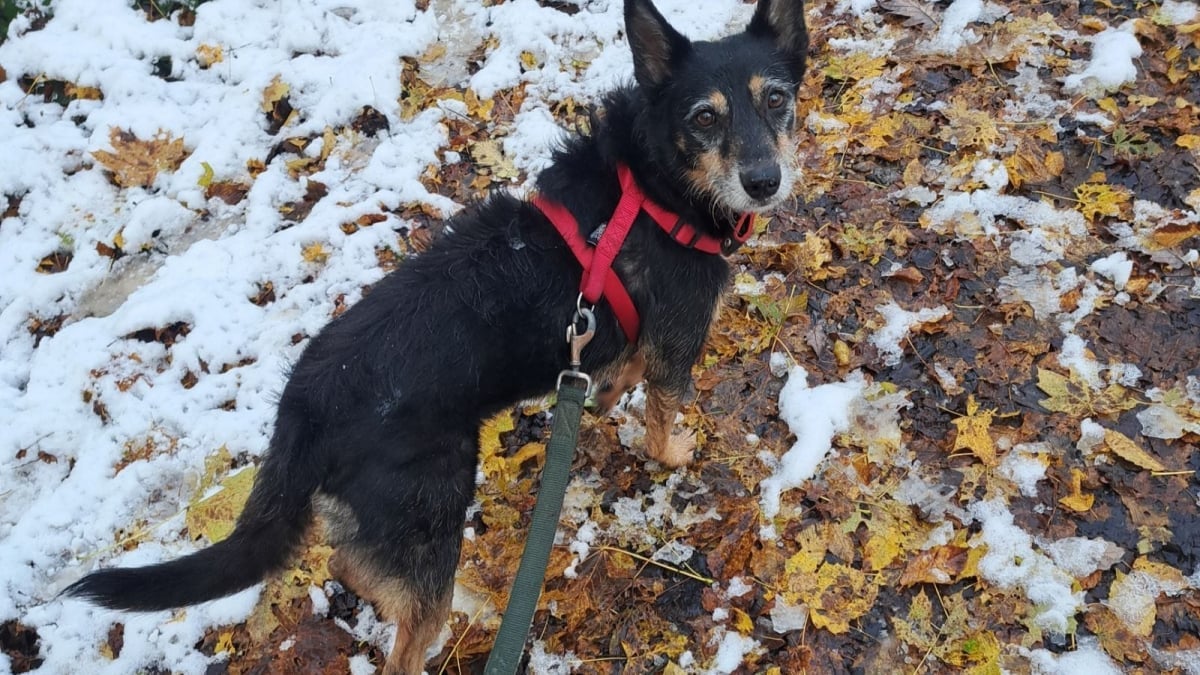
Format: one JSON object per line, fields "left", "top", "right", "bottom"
{"left": 65, "top": 1, "right": 808, "bottom": 670}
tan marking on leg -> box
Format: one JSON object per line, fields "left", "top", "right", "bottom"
{"left": 331, "top": 549, "right": 449, "bottom": 675}
{"left": 643, "top": 384, "right": 694, "bottom": 467}
{"left": 593, "top": 350, "right": 646, "bottom": 413}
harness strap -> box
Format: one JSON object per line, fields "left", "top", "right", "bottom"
{"left": 533, "top": 196, "right": 641, "bottom": 343}
{"left": 533, "top": 163, "right": 755, "bottom": 343}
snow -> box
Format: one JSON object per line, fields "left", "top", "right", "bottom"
{"left": 1027, "top": 637, "right": 1123, "bottom": 675}
{"left": 769, "top": 598, "right": 808, "bottom": 633}
{"left": 1062, "top": 22, "right": 1143, "bottom": 96}
{"left": 1090, "top": 251, "right": 1133, "bottom": 290}
{"left": 870, "top": 302, "right": 950, "bottom": 366}
{"left": 998, "top": 444, "right": 1048, "bottom": 497}
{"left": 969, "top": 500, "right": 1084, "bottom": 635}
{"left": 925, "top": 0, "right": 984, "bottom": 54}
{"left": 1156, "top": 0, "right": 1200, "bottom": 25}
{"left": 706, "top": 630, "right": 761, "bottom": 675}
{"left": 760, "top": 368, "right": 867, "bottom": 525}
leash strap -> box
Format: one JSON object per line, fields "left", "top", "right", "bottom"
{"left": 483, "top": 377, "right": 588, "bottom": 675}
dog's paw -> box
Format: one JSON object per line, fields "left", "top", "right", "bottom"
{"left": 653, "top": 430, "right": 696, "bottom": 468}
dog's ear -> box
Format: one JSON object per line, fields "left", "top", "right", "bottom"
{"left": 747, "top": 0, "right": 808, "bottom": 83}
{"left": 625, "top": 0, "right": 691, "bottom": 90}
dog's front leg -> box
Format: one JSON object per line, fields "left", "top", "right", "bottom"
{"left": 643, "top": 381, "right": 696, "bottom": 467}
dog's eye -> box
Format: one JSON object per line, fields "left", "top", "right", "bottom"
{"left": 693, "top": 109, "right": 716, "bottom": 128}
{"left": 767, "top": 90, "right": 787, "bottom": 109}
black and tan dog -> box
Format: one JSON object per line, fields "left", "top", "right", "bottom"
{"left": 66, "top": 0, "right": 808, "bottom": 671}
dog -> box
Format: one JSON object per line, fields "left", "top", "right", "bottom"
{"left": 65, "top": 0, "right": 808, "bottom": 672}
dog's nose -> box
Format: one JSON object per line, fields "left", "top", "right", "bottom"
{"left": 739, "top": 163, "right": 781, "bottom": 200}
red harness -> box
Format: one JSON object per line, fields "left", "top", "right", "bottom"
{"left": 532, "top": 163, "right": 754, "bottom": 343}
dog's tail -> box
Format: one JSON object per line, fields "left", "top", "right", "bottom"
{"left": 64, "top": 414, "right": 320, "bottom": 611}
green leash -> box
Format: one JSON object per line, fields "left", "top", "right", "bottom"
{"left": 484, "top": 307, "right": 595, "bottom": 675}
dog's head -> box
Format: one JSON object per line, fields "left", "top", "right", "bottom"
{"left": 625, "top": 0, "right": 807, "bottom": 217}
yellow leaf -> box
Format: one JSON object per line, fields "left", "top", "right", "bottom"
{"left": 1102, "top": 429, "right": 1166, "bottom": 471}
{"left": 186, "top": 466, "right": 257, "bottom": 543}
{"left": 805, "top": 562, "right": 878, "bottom": 634}
{"left": 732, "top": 608, "right": 754, "bottom": 634}
{"left": 1074, "top": 182, "right": 1132, "bottom": 222}
{"left": 420, "top": 42, "right": 447, "bottom": 62}
{"left": 1127, "top": 94, "right": 1159, "bottom": 108}
{"left": 92, "top": 128, "right": 191, "bottom": 188}
{"left": 822, "top": 53, "right": 887, "bottom": 81}
{"left": 214, "top": 630, "right": 235, "bottom": 655}
{"left": 261, "top": 75, "right": 290, "bottom": 114}
{"left": 1176, "top": 134, "right": 1200, "bottom": 149}
{"left": 1097, "top": 97, "right": 1120, "bottom": 115}
{"left": 113, "top": 229, "right": 126, "bottom": 250}
{"left": 1037, "top": 368, "right": 1137, "bottom": 416}
{"left": 301, "top": 242, "right": 329, "bottom": 264}
{"left": 1058, "top": 468, "right": 1094, "bottom": 513}
{"left": 951, "top": 395, "right": 996, "bottom": 465}
{"left": 471, "top": 139, "right": 519, "bottom": 181}
{"left": 478, "top": 411, "right": 517, "bottom": 482}
{"left": 864, "top": 532, "right": 902, "bottom": 571}
{"left": 197, "top": 161, "right": 214, "bottom": 188}
{"left": 65, "top": 83, "right": 103, "bottom": 100}
{"left": 520, "top": 51, "right": 539, "bottom": 70}
{"left": 196, "top": 43, "right": 224, "bottom": 68}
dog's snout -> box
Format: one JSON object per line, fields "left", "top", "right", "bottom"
{"left": 739, "top": 163, "right": 781, "bottom": 201}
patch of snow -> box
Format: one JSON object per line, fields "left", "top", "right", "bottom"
{"left": 924, "top": 0, "right": 983, "bottom": 54}
{"left": 348, "top": 654, "right": 377, "bottom": 675}
{"left": 528, "top": 640, "right": 579, "bottom": 674}
{"left": 769, "top": 351, "right": 792, "bottom": 377}
{"left": 871, "top": 302, "right": 950, "bottom": 366}
{"left": 706, "top": 630, "right": 760, "bottom": 675}
{"left": 1027, "top": 637, "right": 1123, "bottom": 675}
{"left": 969, "top": 500, "right": 1084, "bottom": 635}
{"left": 998, "top": 445, "right": 1048, "bottom": 497}
{"left": 1077, "top": 418, "right": 1106, "bottom": 454}
{"left": 1063, "top": 22, "right": 1143, "bottom": 96}
{"left": 1156, "top": 0, "right": 1200, "bottom": 25}
{"left": 760, "top": 368, "right": 867, "bottom": 525}
{"left": 769, "top": 598, "right": 808, "bottom": 633}
{"left": 1038, "top": 536, "right": 1124, "bottom": 579}
{"left": 1059, "top": 334, "right": 1102, "bottom": 388}
{"left": 1090, "top": 252, "right": 1133, "bottom": 290}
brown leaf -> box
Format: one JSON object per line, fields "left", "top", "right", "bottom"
{"left": 899, "top": 545, "right": 969, "bottom": 587}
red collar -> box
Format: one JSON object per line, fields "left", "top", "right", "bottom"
{"left": 533, "top": 163, "right": 753, "bottom": 343}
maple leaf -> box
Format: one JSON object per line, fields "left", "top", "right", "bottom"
{"left": 1037, "top": 368, "right": 1138, "bottom": 417}
{"left": 92, "top": 128, "right": 191, "bottom": 188}
{"left": 951, "top": 395, "right": 997, "bottom": 465}
{"left": 1074, "top": 180, "right": 1132, "bottom": 222}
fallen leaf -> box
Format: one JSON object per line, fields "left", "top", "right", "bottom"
{"left": 186, "top": 466, "right": 257, "bottom": 543}
{"left": 92, "top": 128, "right": 191, "bottom": 188}
{"left": 1058, "top": 468, "right": 1094, "bottom": 513}
{"left": 1102, "top": 429, "right": 1166, "bottom": 472}
{"left": 951, "top": 395, "right": 997, "bottom": 465}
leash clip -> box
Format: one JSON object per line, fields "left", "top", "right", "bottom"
{"left": 557, "top": 303, "right": 594, "bottom": 392}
